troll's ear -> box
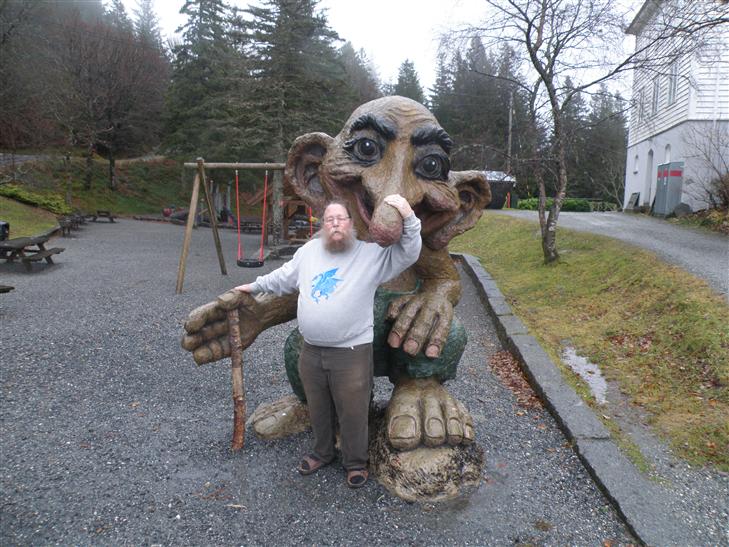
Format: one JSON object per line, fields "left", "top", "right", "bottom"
{"left": 423, "top": 170, "right": 491, "bottom": 250}
{"left": 284, "top": 132, "right": 333, "bottom": 214}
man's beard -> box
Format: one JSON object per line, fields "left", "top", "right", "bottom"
{"left": 322, "top": 228, "right": 357, "bottom": 253}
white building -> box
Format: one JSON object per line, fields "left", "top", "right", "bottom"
{"left": 623, "top": 0, "right": 729, "bottom": 214}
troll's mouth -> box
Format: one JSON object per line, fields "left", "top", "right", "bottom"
{"left": 354, "top": 189, "right": 375, "bottom": 227}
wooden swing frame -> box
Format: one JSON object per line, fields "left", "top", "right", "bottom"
{"left": 174, "top": 158, "right": 285, "bottom": 295}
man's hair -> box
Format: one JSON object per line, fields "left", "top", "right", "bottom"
{"left": 316, "top": 199, "right": 357, "bottom": 248}
{"left": 323, "top": 199, "right": 352, "bottom": 218}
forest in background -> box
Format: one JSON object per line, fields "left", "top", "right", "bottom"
{"left": 0, "top": 0, "right": 627, "bottom": 203}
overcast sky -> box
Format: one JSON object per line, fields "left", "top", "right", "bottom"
{"left": 124, "top": 0, "right": 490, "bottom": 90}
{"left": 125, "top": 0, "right": 638, "bottom": 93}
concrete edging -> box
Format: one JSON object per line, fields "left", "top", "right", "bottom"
{"left": 454, "top": 252, "right": 684, "bottom": 547}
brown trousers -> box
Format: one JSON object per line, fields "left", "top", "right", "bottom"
{"left": 298, "top": 341, "right": 373, "bottom": 470}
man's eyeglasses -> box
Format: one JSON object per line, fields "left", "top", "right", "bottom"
{"left": 323, "top": 216, "right": 350, "bottom": 225}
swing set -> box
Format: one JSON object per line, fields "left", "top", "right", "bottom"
{"left": 175, "top": 158, "right": 315, "bottom": 294}
{"left": 175, "top": 158, "right": 284, "bottom": 294}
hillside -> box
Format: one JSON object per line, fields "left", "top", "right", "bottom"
{"left": 0, "top": 156, "right": 190, "bottom": 217}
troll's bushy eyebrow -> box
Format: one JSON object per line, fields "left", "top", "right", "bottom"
{"left": 411, "top": 126, "right": 453, "bottom": 154}
{"left": 350, "top": 114, "right": 397, "bottom": 140}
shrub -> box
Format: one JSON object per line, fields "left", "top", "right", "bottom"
{"left": 516, "top": 197, "right": 591, "bottom": 212}
{"left": 708, "top": 173, "right": 729, "bottom": 209}
{"left": 0, "top": 183, "right": 71, "bottom": 215}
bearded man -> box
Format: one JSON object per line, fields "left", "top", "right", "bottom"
{"left": 235, "top": 194, "right": 421, "bottom": 488}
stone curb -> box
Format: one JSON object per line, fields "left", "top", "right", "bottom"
{"left": 454, "top": 252, "right": 684, "bottom": 547}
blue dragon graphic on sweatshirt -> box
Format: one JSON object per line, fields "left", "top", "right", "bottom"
{"left": 311, "top": 268, "right": 342, "bottom": 303}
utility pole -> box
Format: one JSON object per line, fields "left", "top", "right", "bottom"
{"left": 506, "top": 90, "right": 513, "bottom": 175}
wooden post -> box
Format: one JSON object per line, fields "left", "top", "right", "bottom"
{"left": 271, "top": 169, "right": 283, "bottom": 247}
{"left": 197, "top": 159, "right": 227, "bottom": 276}
{"left": 175, "top": 168, "right": 202, "bottom": 294}
{"left": 227, "top": 308, "right": 246, "bottom": 451}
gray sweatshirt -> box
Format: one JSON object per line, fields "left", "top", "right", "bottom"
{"left": 250, "top": 214, "right": 422, "bottom": 347}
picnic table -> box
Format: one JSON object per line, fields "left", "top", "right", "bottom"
{"left": 88, "top": 210, "right": 115, "bottom": 222}
{"left": 0, "top": 235, "right": 64, "bottom": 272}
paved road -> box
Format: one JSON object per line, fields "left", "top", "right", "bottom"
{"left": 0, "top": 154, "right": 48, "bottom": 168}
{"left": 0, "top": 220, "right": 633, "bottom": 545}
{"left": 492, "top": 209, "right": 729, "bottom": 300}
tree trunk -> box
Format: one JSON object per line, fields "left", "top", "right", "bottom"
{"left": 85, "top": 144, "right": 93, "bottom": 191}
{"left": 271, "top": 168, "right": 283, "bottom": 248}
{"left": 541, "top": 214, "right": 559, "bottom": 263}
{"left": 65, "top": 154, "right": 72, "bottom": 206}
{"left": 271, "top": 132, "right": 285, "bottom": 248}
{"left": 108, "top": 151, "right": 116, "bottom": 191}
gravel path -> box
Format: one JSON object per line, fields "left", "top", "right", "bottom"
{"left": 0, "top": 220, "right": 634, "bottom": 545}
{"left": 491, "top": 209, "right": 729, "bottom": 300}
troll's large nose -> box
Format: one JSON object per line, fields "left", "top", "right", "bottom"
{"left": 364, "top": 173, "right": 411, "bottom": 247}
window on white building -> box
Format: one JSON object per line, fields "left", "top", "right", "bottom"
{"left": 633, "top": 154, "right": 639, "bottom": 174}
{"left": 638, "top": 88, "right": 645, "bottom": 122}
{"left": 651, "top": 77, "right": 660, "bottom": 116}
{"left": 667, "top": 60, "right": 678, "bottom": 105}
{"left": 664, "top": 144, "right": 671, "bottom": 163}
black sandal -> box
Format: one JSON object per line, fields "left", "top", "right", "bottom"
{"left": 346, "top": 468, "right": 369, "bottom": 488}
{"left": 298, "top": 454, "right": 329, "bottom": 476}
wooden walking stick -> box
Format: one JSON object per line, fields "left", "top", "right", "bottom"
{"left": 227, "top": 308, "right": 246, "bottom": 451}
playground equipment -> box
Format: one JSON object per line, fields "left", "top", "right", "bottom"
{"left": 234, "top": 169, "right": 268, "bottom": 268}
{"left": 175, "top": 159, "right": 284, "bottom": 294}
{"left": 175, "top": 158, "right": 316, "bottom": 293}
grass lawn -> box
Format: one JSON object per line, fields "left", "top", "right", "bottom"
{"left": 451, "top": 211, "right": 729, "bottom": 471}
{"left": 0, "top": 196, "right": 58, "bottom": 238}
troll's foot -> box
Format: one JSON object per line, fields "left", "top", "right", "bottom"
{"left": 248, "top": 395, "right": 310, "bottom": 440}
{"left": 386, "top": 377, "right": 474, "bottom": 450}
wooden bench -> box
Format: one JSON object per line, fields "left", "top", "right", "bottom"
{"left": 58, "top": 219, "right": 73, "bottom": 236}
{"left": 72, "top": 211, "right": 88, "bottom": 225}
{"left": 90, "top": 210, "right": 116, "bottom": 222}
{"left": 21, "top": 247, "right": 64, "bottom": 271}
{"left": 58, "top": 217, "right": 79, "bottom": 236}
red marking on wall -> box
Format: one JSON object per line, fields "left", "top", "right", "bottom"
{"left": 657, "top": 170, "right": 683, "bottom": 179}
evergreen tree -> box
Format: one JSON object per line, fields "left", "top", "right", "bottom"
{"left": 380, "top": 82, "right": 396, "bottom": 96}
{"left": 164, "top": 0, "right": 240, "bottom": 159}
{"left": 560, "top": 76, "right": 590, "bottom": 197}
{"left": 582, "top": 85, "right": 628, "bottom": 204}
{"left": 429, "top": 52, "right": 454, "bottom": 122}
{"left": 129, "top": 0, "right": 169, "bottom": 152}
{"left": 338, "top": 42, "right": 381, "bottom": 111}
{"left": 444, "top": 50, "right": 469, "bottom": 139}
{"left": 57, "top": 0, "right": 106, "bottom": 23}
{"left": 495, "top": 44, "right": 540, "bottom": 194}
{"left": 461, "top": 37, "right": 499, "bottom": 168}
{"left": 393, "top": 60, "right": 424, "bottom": 104}
{"left": 133, "top": 0, "right": 164, "bottom": 50}
{"left": 106, "top": 0, "right": 133, "bottom": 32}
{"left": 233, "top": 0, "right": 349, "bottom": 161}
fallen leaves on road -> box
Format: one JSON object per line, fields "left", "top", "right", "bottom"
{"left": 488, "top": 351, "right": 542, "bottom": 409}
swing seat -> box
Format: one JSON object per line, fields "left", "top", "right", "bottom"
{"left": 234, "top": 169, "right": 268, "bottom": 270}
{"left": 237, "top": 258, "right": 265, "bottom": 268}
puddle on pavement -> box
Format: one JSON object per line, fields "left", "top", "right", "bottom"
{"left": 561, "top": 345, "right": 607, "bottom": 405}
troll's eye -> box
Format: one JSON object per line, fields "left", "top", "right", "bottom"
{"left": 416, "top": 155, "right": 448, "bottom": 180}
{"left": 354, "top": 138, "right": 380, "bottom": 161}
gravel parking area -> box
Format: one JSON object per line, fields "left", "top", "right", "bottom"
{"left": 1, "top": 220, "right": 633, "bottom": 545}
